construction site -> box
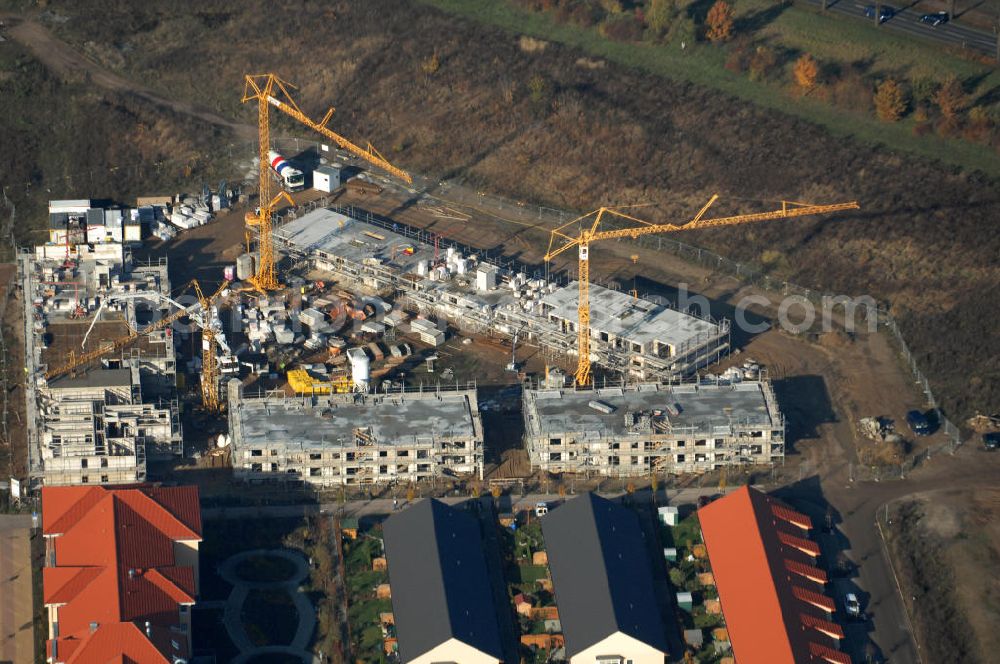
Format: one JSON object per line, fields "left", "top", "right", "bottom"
{"left": 14, "top": 73, "right": 863, "bottom": 494}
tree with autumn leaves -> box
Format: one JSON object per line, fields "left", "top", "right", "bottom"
{"left": 706, "top": 0, "right": 735, "bottom": 42}
{"left": 874, "top": 79, "right": 907, "bottom": 122}
{"left": 793, "top": 54, "right": 819, "bottom": 93}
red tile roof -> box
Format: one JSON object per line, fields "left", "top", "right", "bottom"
{"left": 42, "top": 485, "right": 201, "bottom": 664}
{"left": 48, "top": 622, "right": 173, "bottom": 664}
{"left": 698, "top": 486, "right": 852, "bottom": 664}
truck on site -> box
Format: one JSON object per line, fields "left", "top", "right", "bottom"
{"left": 269, "top": 150, "right": 305, "bottom": 192}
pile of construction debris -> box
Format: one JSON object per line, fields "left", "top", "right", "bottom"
{"left": 858, "top": 416, "right": 904, "bottom": 445}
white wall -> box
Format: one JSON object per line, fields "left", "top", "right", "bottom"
{"left": 408, "top": 637, "right": 499, "bottom": 664}
{"left": 569, "top": 631, "right": 666, "bottom": 664}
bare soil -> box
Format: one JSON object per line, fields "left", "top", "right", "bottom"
{"left": 886, "top": 489, "right": 1000, "bottom": 664}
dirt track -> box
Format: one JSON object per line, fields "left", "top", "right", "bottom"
{"left": 3, "top": 17, "right": 255, "bottom": 141}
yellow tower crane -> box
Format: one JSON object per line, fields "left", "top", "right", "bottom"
{"left": 544, "top": 196, "right": 860, "bottom": 386}
{"left": 191, "top": 280, "right": 231, "bottom": 412}
{"left": 241, "top": 74, "right": 412, "bottom": 292}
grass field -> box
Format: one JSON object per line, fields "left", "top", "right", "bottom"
{"left": 421, "top": 0, "right": 1000, "bottom": 175}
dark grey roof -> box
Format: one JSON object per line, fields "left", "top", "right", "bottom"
{"left": 48, "top": 212, "right": 70, "bottom": 229}
{"left": 542, "top": 493, "right": 668, "bottom": 657}
{"left": 382, "top": 499, "right": 503, "bottom": 662}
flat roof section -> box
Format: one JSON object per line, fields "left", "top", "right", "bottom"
{"left": 542, "top": 282, "right": 722, "bottom": 349}
{"left": 48, "top": 368, "right": 133, "bottom": 390}
{"left": 525, "top": 382, "right": 776, "bottom": 438}
{"left": 275, "top": 209, "right": 435, "bottom": 276}
{"left": 233, "top": 391, "right": 478, "bottom": 450}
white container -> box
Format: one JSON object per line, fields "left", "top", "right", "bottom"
{"left": 347, "top": 347, "right": 370, "bottom": 389}
{"left": 455, "top": 258, "right": 468, "bottom": 274}
{"left": 416, "top": 260, "right": 428, "bottom": 276}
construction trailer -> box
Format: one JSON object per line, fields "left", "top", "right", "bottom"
{"left": 226, "top": 380, "right": 485, "bottom": 486}
{"left": 273, "top": 208, "right": 729, "bottom": 381}
{"left": 522, "top": 379, "right": 784, "bottom": 477}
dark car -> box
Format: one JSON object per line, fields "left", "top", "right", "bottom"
{"left": 920, "top": 11, "right": 949, "bottom": 26}
{"left": 864, "top": 5, "right": 896, "bottom": 22}
{"left": 984, "top": 432, "right": 1000, "bottom": 451}
{"left": 906, "top": 410, "right": 931, "bottom": 436}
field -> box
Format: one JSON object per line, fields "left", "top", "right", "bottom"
{"left": 424, "top": 0, "right": 1000, "bottom": 172}
{"left": 884, "top": 488, "right": 1000, "bottom": 663}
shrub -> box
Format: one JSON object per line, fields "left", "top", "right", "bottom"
{"left": 599, "top": 12, "right": 645, "bottom": 41}
{"left": 748, "top": 46, "right": 777, "bottom": 82}
{"left": 831, "top": 70, "right": 873, "bottom": 112}
{"left": 935, "top": 75, "right": 968, "bottom": 120}
{"left": 668, "top": 16, "right": 698, "bottom": 46}
{"left": 910, "top": 77, "right": 938, "bottom": 106}
{"left": 645, "top": 0, "right": 674, "bottom": 38}
{"left": 724, "top": 43, "right": 749, "bottom": 73}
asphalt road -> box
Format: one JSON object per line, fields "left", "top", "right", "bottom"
{"left": 801, "top": 0, "right": 998, "bottom": 55}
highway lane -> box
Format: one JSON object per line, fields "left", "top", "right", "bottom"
{"left": 801, "top": 0, "right": 998, "bottom": 55}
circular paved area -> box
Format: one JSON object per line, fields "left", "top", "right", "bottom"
{"left": 218, "top": 549, "right": 315, "bottom": 663}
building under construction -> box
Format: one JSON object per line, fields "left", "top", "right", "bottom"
{"left": 274, "top": 207, "right": 730, "bottom": 381}
{"left": 226, "top": 380, "right": 485, "bottom": 486}
{"left": 522, "top": 378, "right": 784, "bottom": 477}
{"left": 20, "top": 240, "right": 183, "bottom": 487}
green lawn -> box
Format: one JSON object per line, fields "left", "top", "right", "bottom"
{"left": 344, "top": 535, "right": 391, "bottom": 663}
{"left": 420, "top": 0, "right": 1000, "bottom": 176}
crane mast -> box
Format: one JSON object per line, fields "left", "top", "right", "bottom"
{"left": 242, "top": 74, "right": 411, "bottom": 293}
{"left": 544, "top": 196, "right": 860, "bottom": 386}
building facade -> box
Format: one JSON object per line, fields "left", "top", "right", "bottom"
{"left": 227, "top": 380, "right": 485, "bottom": 486}
{"left": 21, "top": 242, "right": 183, "bottom": 488}
{"left": 523, "top": 380, "right": 785, "bottom": 476}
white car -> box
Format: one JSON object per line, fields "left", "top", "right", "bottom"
{"left": 845, "top": 593, "right": 861, "bottom": 618}
{"left": 535, "top": 502, "right": 549, "bottom": 517}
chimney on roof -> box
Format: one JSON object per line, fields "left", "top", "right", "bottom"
{"left": 89, "top": 621, "right": 98, "bottom": 634}
{"left": 145, "top": 621, "right": 151, "bottom": 638}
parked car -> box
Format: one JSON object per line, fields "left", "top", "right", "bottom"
{"left": 534, "top": 501, "right": 549, "bottom": 517}
{"left": 983, "top": 432, "right": 1000, "bottom": 451}
{"left": 920, "top": 11, "right": 949, "bottom": 25}
{"left": 863, "top": 4, "right": 896, "bottom": 22}
{"left": 697, "top": 495, "right": 717, "bottom": 509}
{"left": 845, "top": 593, "right": 862, "bottom": 618}
{"left": 906, "top": 410, "right": 932, "bottom": 436}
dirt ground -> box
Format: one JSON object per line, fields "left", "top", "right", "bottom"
{"left": 0, "top": 514, "right": 35, "bottom": 664}
{"left": 886, "top": 488, "right": 1000, "bottom": 664}
{"left": 0, "top": 262, "right": 28, "bottom": 480}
